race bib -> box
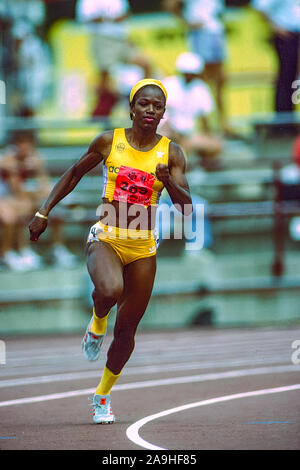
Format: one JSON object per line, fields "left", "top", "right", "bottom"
{"left": 113, "top": 165, "right": 155, "bottom": 206}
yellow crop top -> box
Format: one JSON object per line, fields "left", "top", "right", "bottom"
{"left": 102, "top": 128, "right": 170, "bottom": 207}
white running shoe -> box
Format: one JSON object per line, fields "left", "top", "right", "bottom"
{"left": 81, "top": 317, "right": 105, "bottom": 361}
{"left": 91, "top": 394, "right": 115, "bottom": 424}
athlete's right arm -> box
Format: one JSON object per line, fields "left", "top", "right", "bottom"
{"left": 29, "top": 131, "right": 113, "bottom": 241}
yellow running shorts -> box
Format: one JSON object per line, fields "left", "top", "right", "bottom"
{"left": 87, "top": 221, "right": 157, "bottom": 266}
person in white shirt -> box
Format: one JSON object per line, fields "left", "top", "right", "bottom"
{"left": 12, "top": 20, "right": 52, "bottom": 117}
{"left": 160, "top": 51, "right": 223, "bottom": 168}
{"left": 251, "top": 0, "right": 300, "bottom": 112}
{"left": 76, "top": 0, "right": 152, "bottom": 107}
{"left": 163, "top": 0, "right": 230, "bottom": 134}
{"left": 76, "top": 0, "right": 130, "bottom": 70}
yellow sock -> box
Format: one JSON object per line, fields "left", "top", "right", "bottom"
{"left": 90, "top": 308, "right": 109, "bottom": 335}
{"left": 95, "top": 366, "right": 122, "bottom": 396}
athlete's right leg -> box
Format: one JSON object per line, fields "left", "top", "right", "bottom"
{"left": 82, "top": 241, "right": 124, "bottom": 361}
{"left": 86, "top": 240, "right": 124, "bottom": 316}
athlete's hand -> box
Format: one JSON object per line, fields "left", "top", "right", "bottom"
{"left": 29, "top": 215, "right": 48, "bottom": 242}
{"left": 155, "top": 163, "right": 170, "bottom": 184}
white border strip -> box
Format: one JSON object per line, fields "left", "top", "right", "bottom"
{"left": 1, "top": 363, "right": 300, "bottom": 389}
{"left": 0, "top": 364, "right": 300, "bottom": 408}
{"left": 126, "top": 384, "right": 300, "bottom": 450}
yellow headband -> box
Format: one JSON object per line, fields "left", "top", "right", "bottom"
{"left": 129, "top": 79, "right": 167, "bottom": 103}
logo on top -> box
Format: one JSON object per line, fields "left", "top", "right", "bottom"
{"left": 116, "top": 142, "right": 126, "bottom": 152}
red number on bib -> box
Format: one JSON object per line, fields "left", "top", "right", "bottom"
{"left": 113, "top": 166, "right": 155, "bottom": 206}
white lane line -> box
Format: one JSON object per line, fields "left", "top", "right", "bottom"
{"left": 0, "top": 355, "right": 292, "bottom": 382}
{"left": 1, "top": 362, "right": 299, "bottom": 389}
{"left": 0, "top": 364, "right": 299, "bottom": 407}
{"left": 6, "top": 336, "right": 290, "bottom": 358}
{"left": 5, "top": 338, "right": 292, "bottom": 360}
{"left": 2, "top": 349, "right": 291, "bottom": 376}
{"left": 5, "top": 332, "right": 296, "bottom": 362}
{"left": 126, "top": 384, "right": 300, "bottom": 450}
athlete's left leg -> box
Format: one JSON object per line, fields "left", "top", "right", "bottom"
{"left": 95, "top": 255, "right": 156, "bottom": 395}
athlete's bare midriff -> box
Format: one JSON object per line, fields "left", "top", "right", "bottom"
{"left": 99, "top": 198, "right": 157, "bottom": 231}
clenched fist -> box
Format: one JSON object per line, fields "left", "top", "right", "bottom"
{"left": 29, "top": 215, "right": 48, "bottom": 242}
{"left": 155, "top": 163, "right": 170, "bottom": 184}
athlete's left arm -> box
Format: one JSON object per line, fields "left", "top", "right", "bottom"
{"left": 155, "top": 142, "right": 193, "bottom": 215}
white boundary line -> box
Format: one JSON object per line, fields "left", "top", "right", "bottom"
{"left": 0, "top": 364, "right": 299, "bottom": 408}
{"left": 1, "top": 363, "right": 299, "bottom": 389}
{"left": 126, "top": 384, "right": 300, "bottom": 450}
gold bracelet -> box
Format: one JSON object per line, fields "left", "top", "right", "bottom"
{"left": 35, "top": 211, "right": 48, "bottom": 220}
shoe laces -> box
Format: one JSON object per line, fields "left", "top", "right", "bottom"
{"left": 88, "top": 396, "right": 110, "bottom": 414}
{"left": 86, "top": 330, "right": 102, "bottom": 348}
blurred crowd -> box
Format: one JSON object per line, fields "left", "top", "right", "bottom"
{"left": 0, "top": 0, "right": 52, "bottom": 117}
{"left": 0, "top": 0, "right": 299, "bottom": 270}
{"left": 0, "top": 130, "right": 78, "bottom": 271}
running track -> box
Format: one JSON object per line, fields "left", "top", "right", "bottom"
{"left": 0, "top": 326, "right": 300, "bottom": 451}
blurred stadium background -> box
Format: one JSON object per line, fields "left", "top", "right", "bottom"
{"left": 1, "top": 0, "right": 300, "bottom": 336}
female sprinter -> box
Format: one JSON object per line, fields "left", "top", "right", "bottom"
{"left": 29, "top": 79, "right": 193, "bottom": 424}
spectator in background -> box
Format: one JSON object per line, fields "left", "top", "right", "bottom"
{"left": 251, "top": 0, "right": 300, "bottom": 113}
{"left": 92, "top": 70, "right": 120, "bottom": 120}
{"left": 0, "top": 175, "right": 26, "bottom": 270}
{"left": 279, "top": 134, "right": 300, "bottom": 185}
{"left": 293, "top": 134, "right": 300, "bottom": 164}
{"left": 160, "top": 51, "right": 223, "bottom": 169}
{"left": 76, "top": 0, "right": 152, "bottom": 111}
{"left": 12, "top": 19, "right": 52, "bottom": 117}
{"left": 163, "top": 0, "right": 231, "bottom": 135}
{"left": 76, "top": 0, "right": 132, "bottom": 72}
{"left": 0, "top": 0, "right": 48, "bottom": 116}
{"left": 279, "top": 133, "right": 300, "bottom": 242}
{"left": 0, "top": 132, "right": 77, "bottom": 270}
